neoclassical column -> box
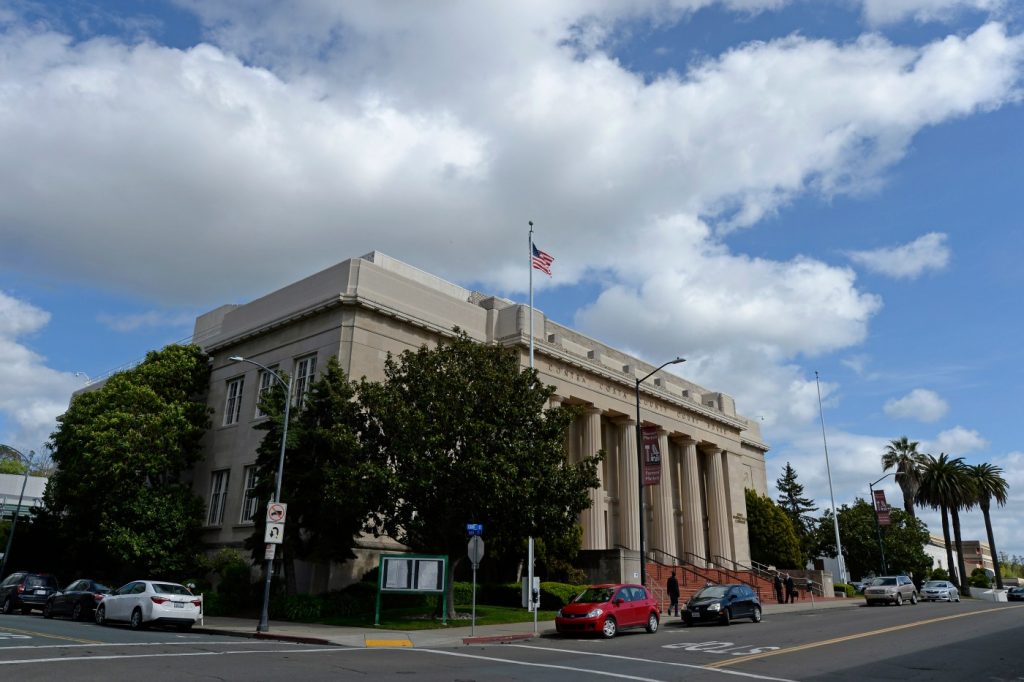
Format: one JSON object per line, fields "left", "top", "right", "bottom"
{"left": 705, "top": 446, "right": 731, "bottom": 565}
{"left": 618, "top": 418, "right": 640, "bottom": 551}
{"left": 650, "top": 429, "right": 676, "bottom": 558}
{"left": 680, "top": 436, "right": 706, "bottom": 564}
{"left": 581, "top": 407, "right": 606, "bottom": 550}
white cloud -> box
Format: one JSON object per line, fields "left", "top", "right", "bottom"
{"left": 924, "top": 426, "right": 989, "bottom": 455}
{"left": 97, "top": 310, "right": 197, "bottom": 333}
{"left": 884, "top": 388, "right": 950, "bottom": 422}
{"left": 0, "top": 291, "right": 82, "bottom": 451}
{"left": 862, "top": 0, "right": 1006, "bottom": 26}
{"left": 847, "top": 232, "right": 951, "bottom": 279}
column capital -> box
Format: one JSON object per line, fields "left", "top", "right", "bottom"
{"left": 584, "top": 405, "right": 603, "bottom": 415}
{"left": 678, "top": 435, "right": 697, "bottom": 446}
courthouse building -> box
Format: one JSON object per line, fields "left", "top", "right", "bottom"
{"left": 190, "top": 252, "right": 769, "bottom": 590}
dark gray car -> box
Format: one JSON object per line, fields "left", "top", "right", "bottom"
{"left": 0, "top": 572, "right": 60, "bottom": 614}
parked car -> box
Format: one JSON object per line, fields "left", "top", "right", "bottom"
{"left": 919, "top": 580, "right": 960, "bottom": 602}
{"left": 43, "top": 579, "right": 111, "bottom": 621}
{"left": 1007, "top": 587, "right": 1024, "bottom": 602}
{"left": 0, "top": 572, "right": 60, "bottom": 614}
{"left": 555, "top": 583, "right": 659, "bottom": 638}
{"left": 683, "top": 583, "right": 761, "bottom": 626}
{"left": 94, "top": 580, "right": 201, "bottom": 631}
{"left": 864, "top": 575, "right": 917, "bottom": 606}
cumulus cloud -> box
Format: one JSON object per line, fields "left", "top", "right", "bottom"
{"left": 862, "top": 0, "right": 1007, "bottom": 26}
{"left": 0, "top": 292, "right": 82, "bottom": 450}
{"left": 847, "top": 232, "right": 951, "bottom": 279}
{"left": 924, "top": 425, "right": 989, "bottom": 455}
{"left": 884, "top": 388, "right": 950, "bottom": 422}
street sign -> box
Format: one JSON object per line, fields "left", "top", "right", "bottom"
{"left": 264, "top": 544, "right": 276, "bottom": 560}
{"left": 873, "top": 490, "right": 891, "bottom": 526}
{"left": 468, "top": 536, "right": 485, "bottom": 567}
{"left": 264, "top": 522, "right": 285, "bottom": 544}
{"left": 266, "top": 502, "right": 287, "bottom": 524}
{"left": 642, "top": 426, "right": 661, "bottom": 486}
{"left": 466, "top": 523, "right": 483, "bottom": 536}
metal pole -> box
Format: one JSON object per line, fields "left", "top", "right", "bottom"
{"left": 229, "top": 357, "right": 292, "bottom": 634}
{"left": 634, "top": 358, "right": 685, "bottom": 587}
{"left": 0, "top": 448, "right": 31, "bottom": 578}
{"left": 869, "top": 473, "right": 894, "bottom": 576}
{"left": 527, "top": 222, "right": 537, "bottom": 634}
{"left": 815, "top": 371, "right": 847, "bottom": 584}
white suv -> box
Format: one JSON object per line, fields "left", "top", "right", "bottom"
{"left": 864, "top": 575, "right": 917, "bottom": 606}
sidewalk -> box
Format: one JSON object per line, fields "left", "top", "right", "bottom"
{"left": 196, "top": 597, "right": 859, "bottom": 648}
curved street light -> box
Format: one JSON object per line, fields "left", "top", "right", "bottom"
{"left": 635, "top": 357, "right": 685, "bottom": 587}
{"left": 0, "top": 445, "right": 34, "bottom": 578}
{"left": 229, "top": 356, "right": 293, "bottom": 634}
{"left": 869, "top": 472, "right": 896, "bottom": 576}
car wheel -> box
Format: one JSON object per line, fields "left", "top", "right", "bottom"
{"left": 751, "top": 605, "right": 762, "bottom": 623}
{"left": 43, "top": 602, "right": 53, "bottom": 619}
{"left": 910, "top": 593, "right": 918, "bottom": 605}
{"left": 894, "top": 593, "right": 903, "bottom": 606}
{"left": 720, "top": 608, "right": 731, "bottom": 626}
{"left": 645, "top": 612, "right": 659, "bottom": 633}
{"left": 129, "top": 607, "right": 145, "bottom": 631}
{"left": 0, "top": 598, "right": 11, "bottom": 615}
{"left": 954, "top": 593, "right": 961, "bottom": 602}
{"left": 95, "top": 605, "right": 106, "bottom": 625}
{"left": 601, "top": 617, "right": 617, "bottom": 638}
{"left": 72, "top": 603, "right": 83, "bottom": 621}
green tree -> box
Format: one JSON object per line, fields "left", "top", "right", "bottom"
{"left": 775, "top": 462, "right": 818, "bottom": 562}
{"left": 43, "top": 344, "right": 211, "bottom": 580}
{"left": 882, "top": 436, "right": 925, "bottom": 518}
{"left": 811, "top": 499, "right": 931, "bottom": 582}
{"left": 967, "top": 463, "right": 1009, "bottom": 589}
{"left": 745, "top": 489, "right": 802, "bottom": 569}
{"left": 915, "top": 453, "right": 975, "bottom": 589}
{"left": 358, "top": 331, "right": 601, "bottom": 618}
{"left": 0, "top": 459, "right": 26, "bottom": 475}
{"left": 248, "top": 358, "right": 387, "bottom": 594}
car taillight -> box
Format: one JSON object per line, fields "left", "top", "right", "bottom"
{"left": 15, "top": 584, "right": 24, "bottom": 593}
{"left": 151, "top": 596, "right": 170, "bottom": 605}
{"left": 94, "top": 594, "right": 105, "bottom": 602}
{"left": 191, "top": 599, "right": 202, "bottom": 607}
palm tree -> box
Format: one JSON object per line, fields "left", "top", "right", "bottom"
{"left": 882, "top": 436, "right": 925, "bottom": 518}
{"left": 916, "top": 453, "right": 974, "bottom": 588}
{"left": 968, "top": 463, "right": 1009, "bottom": 589}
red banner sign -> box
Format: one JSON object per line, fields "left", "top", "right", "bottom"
{"left": 642, "top": 426, "right": 661, "bottom": 486}
{"left": 873, "top": 489, "right": 891, "bottom": 526}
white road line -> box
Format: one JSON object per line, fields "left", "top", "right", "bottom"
{"left": 508, "top": 644, "right": 799, "bottom": 682}
{"left": 0, "top": 646, "right": 338, "bottom": 665}
{"left": 0, "top": 640, "right": 300, "bottom": 651}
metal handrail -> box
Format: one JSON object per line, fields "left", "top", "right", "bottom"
{"left": 649, "top": 547, "right": 757, "bottom": 596}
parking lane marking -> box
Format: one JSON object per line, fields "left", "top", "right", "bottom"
{"left": 707, "top": 604, "right": 1024, "bottom": 669}
{"left": 0, "top": 624, "right": 100, "bottom": 645}
{"left": 365, "top": 638, "right": 412, "bottom": 647}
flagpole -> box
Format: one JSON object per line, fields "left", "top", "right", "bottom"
{"left": 816, "top": 371, "right": 847, "bottom": 584}
{"left": 527, "top": 219, "right": 537, "bottom": 634}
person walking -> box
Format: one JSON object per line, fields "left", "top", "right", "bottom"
{"left": 773, "top": 573, "right": 784, "bottom": 604}
{"left": 785, "top": 574, "right": 796, "bottom": 604}
{"left": 667, "top": 571, "right": 680, "bottom": 616}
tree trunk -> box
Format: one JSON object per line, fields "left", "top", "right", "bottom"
{"left": 901, "top": 484, "right": 916, "bottom": 519}
{"left": 981, "top": 500, "right": 1002, "bottom": 589}
{"left": 446, "top": 556, "right": 463, "bottom": 621}
{"left": 940, "top": 505, "right": 957, "bottom": 588}
{"left": 950, "top": 507, "right": 969, "bottom": 593}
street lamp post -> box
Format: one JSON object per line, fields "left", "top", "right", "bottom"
{"left": 229, "top": 356, "right": 293, "bottom": 634}
{"left": 0, "top": 445, "right": 33, "bottom": 579}
{"left": 635, "top": 357, "right": 685, "bottom": 587}
{"left": 869, "top": 472, "right": 896, "bottom": 576}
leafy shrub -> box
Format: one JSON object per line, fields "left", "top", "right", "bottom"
{"left": 930, "top": 567, "right": 950, "bottom": 581}
{"left": 969, "top": 568, "right": 991, "bottom": 589}
{"left": 833, "top": 582, "right": 855, "bottom": 597}
{"left": 540, "top": 582, "right": 586, "bottom": 609}
{"left": 321, "top": 582, "right": 378, "bottom": 618}
{"left": 271, "top": 593, "right": 323, "bottom": 621}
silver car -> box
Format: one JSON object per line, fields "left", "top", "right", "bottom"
{"left": 864, "top": 575, "right": 918, "bottom": 606}
{"left": 920, "top": 580, "right": 960, "bottom": 602}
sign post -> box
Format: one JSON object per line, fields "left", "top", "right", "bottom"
{"left": 467, "top": 535, "right": 485, "bottom": 635}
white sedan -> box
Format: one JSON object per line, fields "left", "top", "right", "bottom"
{"left": 95, "top": 580, "right": 202, "bottom": 631}
{"left": 920, "top": 580, "right": 960, "bottom": 602}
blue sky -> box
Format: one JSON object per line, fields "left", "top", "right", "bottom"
{"left": 2, "top": 0, "right": 1022, "bottom": 565}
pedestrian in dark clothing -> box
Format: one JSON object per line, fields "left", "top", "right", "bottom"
{"left": 773, "top": 574, "right": 784, "bottom": 604}
{"left": 785, "top": 574, "right": 796, "bottom": 603}
{"left": 667, "top": 571, "right": 680, "bottom": 616}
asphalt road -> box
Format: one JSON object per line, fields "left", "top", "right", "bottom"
{"left": 2, "top": 600, "right": 1022, "bottom": 680}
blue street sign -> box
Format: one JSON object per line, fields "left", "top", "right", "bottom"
{"left": 467, "top": 523, "right": 483, "bottom": 536}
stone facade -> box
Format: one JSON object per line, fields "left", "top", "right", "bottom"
{"left": 190, "top": 252, "right": 769, "bottom": 591}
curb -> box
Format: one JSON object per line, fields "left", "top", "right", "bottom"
{"left": 462, "top": 632, "right": 537, "bottom": 645}
{"left": 192, "top": 627, "right": 334, "bottom": 646}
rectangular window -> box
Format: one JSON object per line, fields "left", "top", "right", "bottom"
{"left": 240, "top": 465, "right": 259, "bottom": 524}
{"left": 223, "top": 377, "right": 244, "bottom": 425}
{"left": 293, "top": 354, "right": 317, "bottom": 410}
{"left": 207, "top": 469, "right": 230, "bottom": 526}
{"left": 254, "top": 367, "right": 278, "bottom": 418}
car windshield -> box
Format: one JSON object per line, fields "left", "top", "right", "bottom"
{"left": 25, "top": 575, "right": 58, "bottom": 589}
{"left": 573, "top": 588, "right": 614, "bottom": 603}
{"left": 870, "top": 577, "right": 897, "bottom": 586}
{"left": 153, "top": 583, "right": 192, "bottom": 596}
{"left": 93, "top": 583, "right": 110, "bottom": 592}
{"left": 923, "top": 581, "right": 946, "bottom": 588}
{"left": 694, "top": 586, "right": 729, "bottom": 599}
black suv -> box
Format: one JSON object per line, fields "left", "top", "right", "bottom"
{"left": 1, "top": 572, "right": 60, "bottom": 614}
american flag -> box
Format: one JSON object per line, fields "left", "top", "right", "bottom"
{"left": 531, "top": 243, "right": 554, "bottom": 276}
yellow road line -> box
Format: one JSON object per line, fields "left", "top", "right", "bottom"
{"left": 707, "top": 604, "right": 1024, "bottom": 669}
{"left": 0, "top": 624, "right": 101, "bottom": 645}
{"left": 365, "top": 638, "right": 413, "bottom": 648}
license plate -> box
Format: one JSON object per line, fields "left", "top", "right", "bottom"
{"left": 34, "top": 589, "right": 46, "bottom": 595}
{"left": 691, "top": 610, "right": 700, "bottom": 617}
{"left": 173, "top": 602, "right": 185, "bottom": 608}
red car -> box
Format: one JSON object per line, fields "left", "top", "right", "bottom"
{"left": 555, "top": 583, "right": 660, "bottom": 638}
